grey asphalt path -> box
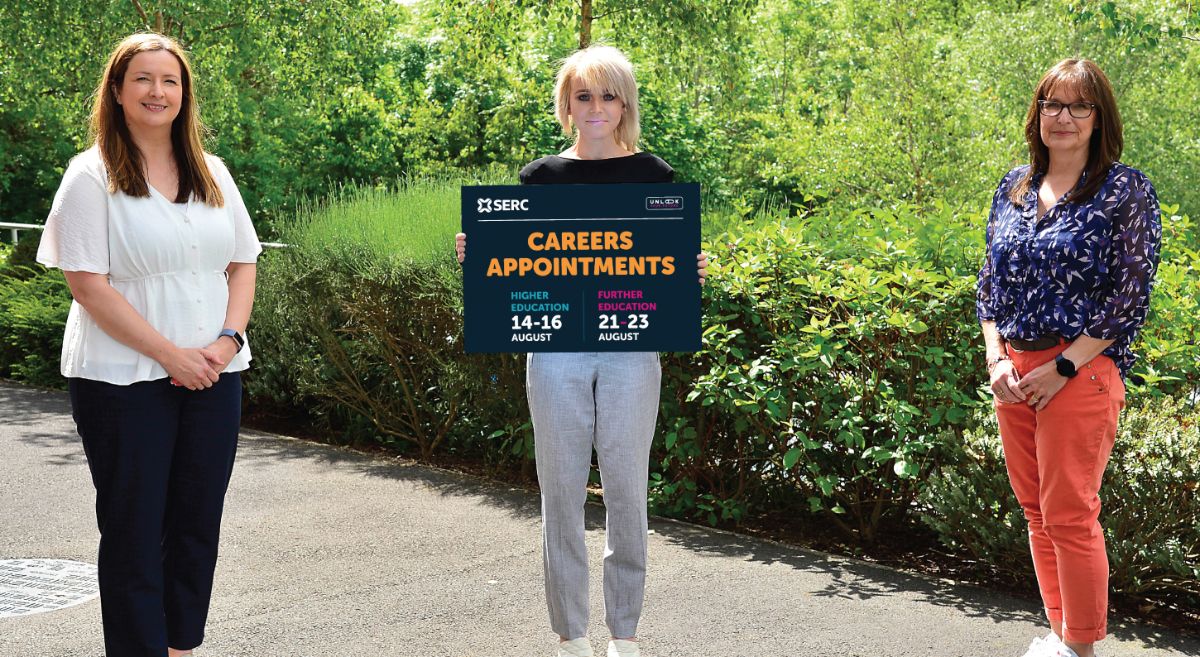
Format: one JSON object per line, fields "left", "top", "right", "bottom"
{"left": 1, "top": 381, "right": 1196, "bottom": 657}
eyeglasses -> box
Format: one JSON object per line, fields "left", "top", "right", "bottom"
{"left": 1038, "top": 99, "right": 1096, "bottom": 119}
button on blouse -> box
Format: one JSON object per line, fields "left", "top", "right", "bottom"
{"left": 36, "top": 147, "right": 262, "bottom": 385}
{"left": 976, "top": 163, "right": 1162, "bottom": 376}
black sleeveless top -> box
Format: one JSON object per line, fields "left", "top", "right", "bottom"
{"left": 519, "top": 152, "right": 674, "bottom": 185}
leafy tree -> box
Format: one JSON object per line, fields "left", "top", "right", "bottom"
{"left": 3, "top": 0, "right": 1196, "bottom": 228}
{"left": 0, "top": 0, "right": 407, "bottom": 231}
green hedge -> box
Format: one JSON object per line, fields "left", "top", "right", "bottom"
{"left": 245, "top": 244, "right": 529, "bottom": 460}
{"left": 243, "top": 177, "right": 531, "bottom": 462}
{"left": 243, "top": 182, "right": 1199, "bottom": 552}
{"left": 653, "top": 205, "right": 985, "bottom": 539}
{"left": 4, "top": 179, "right": 1197, "bottom": 612}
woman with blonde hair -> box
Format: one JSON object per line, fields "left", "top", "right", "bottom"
{"left": 977, "top": 58, "right": 1160, "bottom": 657}
{"left": 457, "top": 45, "right": 706, "bottom": 657}
{"left": 37, "top": 33, "right": 260, "bottom": 656}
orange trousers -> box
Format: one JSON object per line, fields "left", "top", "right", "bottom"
{"left": 995, "top": 342, "right": 1125, "bottom": 643}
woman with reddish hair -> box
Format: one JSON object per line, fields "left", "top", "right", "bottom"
{"left": 37, "top": 33, "right": 259, "bottom": 656}
{"left": 977, "top": 58, "right": 1161, "bottom": 657}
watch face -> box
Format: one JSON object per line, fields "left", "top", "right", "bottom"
{"left": 221, "top": 329, "right": 244, "bottom": 351}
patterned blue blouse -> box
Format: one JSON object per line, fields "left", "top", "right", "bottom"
{"left": 976, "top": 163, "right": 1162, "bottom": 376}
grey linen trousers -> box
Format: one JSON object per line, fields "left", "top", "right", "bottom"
{"left": 526, "top": 351, "right": 662, "bottom": 640}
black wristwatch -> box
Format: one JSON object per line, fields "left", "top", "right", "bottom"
{"left": 1054, "top": 353, "right": 1077, "bottom": 378}
{"left": 218, "top": 328, "right": 245, "bottom": 353}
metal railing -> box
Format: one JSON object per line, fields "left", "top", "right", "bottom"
{"left": 1, "top": 221, "right": 286, "bottom": 248}
{"left": 0, "top": 222, "right": 43, "bottom": 244}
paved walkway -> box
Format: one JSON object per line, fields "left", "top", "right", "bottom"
{"left": 1, "top": 381, "right": 1196, "bottom": 657}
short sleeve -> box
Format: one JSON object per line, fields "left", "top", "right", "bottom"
{"left": 36, "top": 155, "right": 110, "bottom": 274}
{"left": 211, "top": 156, "right": 262, "bottom": 263}
{"left": 657, "top": 158, "right": 675, "bottom": 183}
{"left": 518, "top": 158, "right": 545, "bottom": 185}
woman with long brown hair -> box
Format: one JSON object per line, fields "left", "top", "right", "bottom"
{"left": 976, "top": 59, "right": 1161, "bottom": 657}
{"left": 36, "top": 33, "right": 259, "bottom": 656}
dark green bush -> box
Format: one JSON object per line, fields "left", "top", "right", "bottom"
{"left": 920, "top": 398, "right": 1200, "bottom": 611}
{"left": 2, "top": 231, "right": 46, "bottom": 279}
{"left": 0, "top": 261, "right": 71, "bottom": 388}
{"left": 246, "top": 242, "right": 530, "bottom": 460}
{"left": 240, "top": 248, "right": 325, "bottom": 418}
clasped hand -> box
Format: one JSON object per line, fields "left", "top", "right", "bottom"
{"left": 990, "top": 359, "right": 1066, "bottom": 411}
{"left": 164, "top": 340, "right": 236, "bottom": 390}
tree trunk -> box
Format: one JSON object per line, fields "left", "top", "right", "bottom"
{"left": 579, "top": 0, "right": 593, "bottom": 49}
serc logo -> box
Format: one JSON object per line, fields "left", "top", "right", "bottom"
{"left": 477, "top": 198, "right": 529, "bottom": 213}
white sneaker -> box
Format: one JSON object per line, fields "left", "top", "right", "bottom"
{"left": 1049, "top": 644, "right": 1085, "bottom": 657}
{"left": 607, "top": 639, "right": 640, "bottom": 657}
{"left": 558, "top": 637, "right": 594, "bottom": 657}
{"left": 1020, "top": 632, "right": 1062, "bottom": 657}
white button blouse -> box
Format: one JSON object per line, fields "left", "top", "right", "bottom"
{"left": 36, "top": 146, "right": 262, "bottom": 385}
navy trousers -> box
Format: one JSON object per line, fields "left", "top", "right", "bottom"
{"left": 69, "top": 373, "right": 241, "bottom": 657}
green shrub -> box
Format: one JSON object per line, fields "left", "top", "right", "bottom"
{"left": 241, "top": 178, "right": 1198, "bottom": 549}
{"left": 248, "top": 242, "right": 534, "bottom": 459}
{"left": 2, "top": 231, "right": 45, "bottom": 279}
{"left": 245, "top": 174, "right": 531, "bottom": 458}
{"left": 240, "top": 248, "right": 325, "bottom": 418}
{"left": 1132, "top": 206, "right": 1200, "bottom": 401}
{"left": 916, "top": 412, "right": 1033, "bottom": 580}
{"left": 654, "top": 203, "right": 987, "bottom": 541}
{"left": 0, "top": 264, "right": 71, "bottom": 388}
{"left": 920, "top": 397, "right": 1200, "bottom": 611}
{"left": 285, "top": 171, "right": 510, "bottom": 262}
{"left": 300, "top": 249, "right": 469, "bottom": 457}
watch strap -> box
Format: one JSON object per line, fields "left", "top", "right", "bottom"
{"left": 219, "top": 328, "right": 245, "bottom": 353}
{"left": 1054, "top": 353, "right": 1077, "bottom": 378}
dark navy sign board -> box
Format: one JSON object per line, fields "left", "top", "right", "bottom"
{"left": 462, "top": 183, "right": 701, "bottom": 353}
